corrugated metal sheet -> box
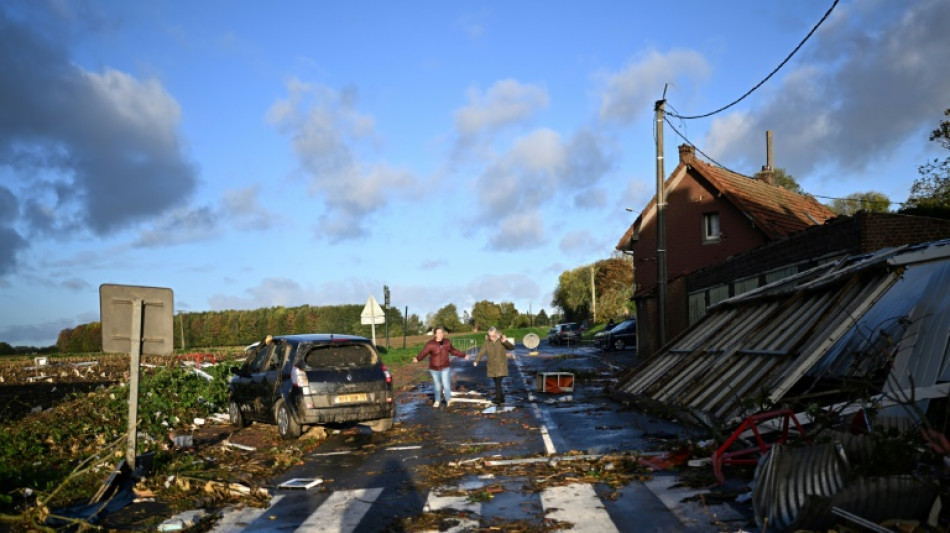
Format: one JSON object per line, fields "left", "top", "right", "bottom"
{"left": 828, "top": 475, "right": 937, "bottom": 528}
{"left": 611, "top": 240, "right": 950, "bottom": 426}
{"left": 753, "top": 443, "right": 850, "bottom": 531}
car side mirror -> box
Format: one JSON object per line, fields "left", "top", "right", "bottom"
{"left": 231, "top": 366, "right": 245, "bottom": 377}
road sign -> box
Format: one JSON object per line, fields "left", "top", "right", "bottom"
{"left": 360, "top": 295, "right": 385, "bottom": 325}
{"left": 100, "top": 284, "right": 174, "bottom": 355}
{"left": 99, "top": 283, "right": 174, "bottom": 470}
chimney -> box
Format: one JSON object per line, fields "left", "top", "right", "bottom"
{"left": 757, "top": 130, "right": 775, "bottom": 184}
{"left": 678, "top": 144, "right": 695, "bottom": 165}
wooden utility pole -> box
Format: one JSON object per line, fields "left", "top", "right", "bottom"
{"left": 655, "top": 98, "right": 668, "bottom": 346}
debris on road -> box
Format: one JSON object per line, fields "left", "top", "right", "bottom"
{"left": 157, "top": 508, "right": 210, "bottom": 531}
{"left": 481, "top": 405, "right": 516, "bottom": 414}
{"left": 223, "top": 440, "right": 256, "bottom": 452}
{"left": 278, "top": 478, "right": 323, "bottom": 490}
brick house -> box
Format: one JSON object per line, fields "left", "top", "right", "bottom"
{"left": 616, "top": 145, "right": 835, "bottom": 355}
{"left": 684, "top": 210, "right": 950, "bottom": 329}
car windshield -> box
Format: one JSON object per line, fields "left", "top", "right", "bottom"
{"left": 303, "top": 343, "right": 378, "bottom": 368}
{"left": 614, "top": 319, "right": 636, "bottom": 331}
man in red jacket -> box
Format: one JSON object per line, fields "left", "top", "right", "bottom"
{"left": 414, "top": 327, "right": 469, "bottom": 407}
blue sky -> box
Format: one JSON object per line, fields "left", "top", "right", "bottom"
{"left": 2, "top": 0, "right": 949, "bottom": 347}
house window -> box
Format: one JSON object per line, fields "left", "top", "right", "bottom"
{"left": 703, "top": 212, "right": 721, "bottom": 243}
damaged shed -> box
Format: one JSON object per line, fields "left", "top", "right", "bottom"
{"left": 610, "top": 239, "right": 950, "bottom": 428}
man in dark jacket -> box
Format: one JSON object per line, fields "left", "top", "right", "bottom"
{"left": 414, "top": 327, "right": 468, "bottom": 407}
{"left": 473, "top": 326, "right": 516, "bottom": 404}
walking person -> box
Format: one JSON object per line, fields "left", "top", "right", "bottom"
{"left": 414, "top": 327, "right": 468, "bottom": 407}
{"left": 473, "top": 326, "right": 516, "bottom": 404}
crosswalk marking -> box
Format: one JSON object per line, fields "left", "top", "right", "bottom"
{"left": 423, "top": 491, "right": 483, "bottom": 515}
{"left": 213, "top": 482, "right": 625, "bottom": 532}
{"left": 208, "top": 495, "right": 285, "bottom": 532}
{"left": 297, "top": 487, "right": 383, "bottom": 533}
{"left": 540, "top": 484, "right": 620, "bottom": 533}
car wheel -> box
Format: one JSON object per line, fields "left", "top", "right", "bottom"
{"left": 365, "top": 417, "right": 394, "bottom": 432}
{"left": 613, "top": 338, "right": 625, "bottom": 351}
{"left": 275, "top": 401, "right": 301, "bottom": 440}
{"left": 229, "top": 398, "right": 248, "bottom": 428}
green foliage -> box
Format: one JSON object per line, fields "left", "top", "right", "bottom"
{"left": 754, "top": 167, "right": 803, "bottom": 194}
{"left": 55, "top": 322, "right": 101, "bottom": 353}
{"left": 552, "top": 256, "right": 634, "bottom": 322}
{"left": 498, "top": 302, "right": 518, "bottom": 329}
{"left": 471, "top": 300, "right": 501, "bottom": 331}
{"left": 431, "top": 303, "right": 463, "bottom": 332}
{"left": 59, "top": 303, "right": 429, "bottom": 353}
{"left": 829, "top": 191, "right": 892, "bottom": 216}
{"left": 535, "top": 309, "right": 550, "bottom": 326}
{"left": 906, "top": 108, "right": 950, "bottom": 211}
{"left": 0, "top": 363, "right": 235, "bottom": 506}
{"left": 552, "top": 268, "right": 590, "bottom": 321}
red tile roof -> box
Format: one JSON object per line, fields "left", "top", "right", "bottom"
{"left": 616, "top": 151, "right": 834, "bottom": 250}
{"left": 691, "top": 158, "right": 835, "bottom": 240}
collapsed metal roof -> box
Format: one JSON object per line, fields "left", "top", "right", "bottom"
{"left": 611, "top": 239, "right": 950, "bottom": 427}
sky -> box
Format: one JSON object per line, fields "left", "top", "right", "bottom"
{"left": 2, "top": 0, "right": 949, "bottom": 347}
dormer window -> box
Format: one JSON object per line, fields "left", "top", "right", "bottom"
{"left": 703, "top": 212, "right": 720, "bottom": 243}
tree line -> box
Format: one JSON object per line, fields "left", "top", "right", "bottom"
{"left": 55, "top": 304, "right": 425, "bottom": 353}
{"left": 425, "top": 302, "right": 555, "bottom": 333}
{"left": 51, "top": 299, "right": 558, "bottom": 353}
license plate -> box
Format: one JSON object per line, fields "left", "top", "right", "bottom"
{"left": 335, "top": 393, "right": 368, "bottom": 404}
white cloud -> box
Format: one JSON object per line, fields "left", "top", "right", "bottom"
{"left": 598, "top": 48, "right": 710, "bottom": 124}
{"left": 488, "top": 210, "right": 546, "bottom": 251}
{"left": 453, "top": 79, "right": 549, "bottom": 156}
{"left": 704, "top": 0, "right": 950, "bottom": 185}
{"left": 471, "top": 128, "right": 614, "bottom": 251}
{"left": 268, "top": 78, "right": 418, "bottom": 242}
{"left": 559, "top": 230, "right": 604, "bottom": 256}
{"left": 208, "top": 276, "right": 381, "bottom": 311}
{"left": 0, "top": 5, "right": 197, "bottom": 278}
{"left": 222, "top": 185, "right": 281, "bottom": 231}
{"left": 133, "top": 206, "right": 218, "bottom": 248}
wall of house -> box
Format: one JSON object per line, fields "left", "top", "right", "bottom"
{"left": 633, "top": 168, "right": 769, "bottom": 297}
{"left": 638, "top": 212, "right": 950, "bottom": 357}
{"left": 860, "top": 213, "right": 950, "bottom": 252}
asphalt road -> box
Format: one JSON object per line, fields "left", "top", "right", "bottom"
{"left": 209, "top": 340, "right": 754, "bottom": 532}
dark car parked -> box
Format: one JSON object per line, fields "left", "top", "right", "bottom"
{"left": 228, "top": 333, "right": 394, "bottom": 439}
{"left": 547, "top": 322, "right": 581, "bottom": 345}
{"left": 594, "top": 318, "right": 637, "bottom": 351}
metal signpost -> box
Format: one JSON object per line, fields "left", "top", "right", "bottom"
{"left": 100, "top": 284, "right": 174, "bottom": 469}
{"left": 360, "top": 295, "right": 386, "bottom": 346}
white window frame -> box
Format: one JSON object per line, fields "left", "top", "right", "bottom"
{"left": 703, "top": 212, "right": 721, "bottom": 243}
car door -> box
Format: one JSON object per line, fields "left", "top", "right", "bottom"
{"left": 258, "top": 343, "right": 290, "bottom": 419}
{"left": 230, "top": 347, "right": 261, "bottom": 416}
{"left": 247, "top": 343, "right": 279, "bottom": 420}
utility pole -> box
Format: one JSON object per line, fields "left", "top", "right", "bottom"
{"left": 383, "top": 285, "right": 390, "bottom": 349}
{"left": 179, "top": 312, "right": 186, "bottom": 350}
{"left": 655, "top": 97, "right": 668, "bottom": 347}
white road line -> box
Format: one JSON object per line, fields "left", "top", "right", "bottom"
{"left": 297, "top": 487, "right": 384, "bottom": 533}
{"left": 207, "top": 495, "right": 285, "bottom": 532}
{"left": 423, "top": 491, "right": 483, "bottom": 515}
{"left": 540, "top": 483, "right": 619, "bottom": 533}
{"left": 513, "top": 354, "right": 557, "bottom": 455}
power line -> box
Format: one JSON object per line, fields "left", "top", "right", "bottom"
{"left": 812, "top": 194, "right": 905, "bottom": 207}
{"left": 663, "top": 115, "right": 741, "bottom": 174}
{"left": 667, "top": 0, "right": 839, "bottom": 121}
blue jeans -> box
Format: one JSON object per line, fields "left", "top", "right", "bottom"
{"left": 429, "top": 368, "right": 452, "bottom": 402}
